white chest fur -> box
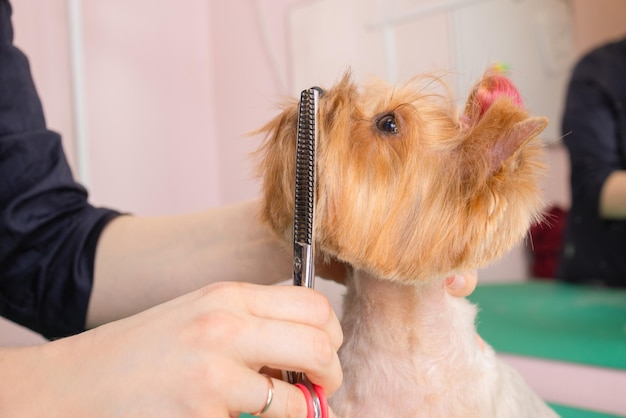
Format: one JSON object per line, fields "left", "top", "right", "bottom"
{"left": 329, "top": 271, "right": 558, "bottom": 418}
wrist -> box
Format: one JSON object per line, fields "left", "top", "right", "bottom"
{"left": 0, "top": 334, "right": 101, "bottom": 417}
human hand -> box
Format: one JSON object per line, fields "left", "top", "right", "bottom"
{"left": 445, "top": 271, "right": 485, "bottom": 351}
{"left": 8, "top": 282, "right": 342, "bottom": 418}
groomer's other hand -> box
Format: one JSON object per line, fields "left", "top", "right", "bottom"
{"left": 445, "top": 271, "right": 478, "bottom": 297}
{"left": 444, "top": 271, "right": 484, "bottom": 352}
{"left": 2, "top": 282, "right": 342, "bottom": 418}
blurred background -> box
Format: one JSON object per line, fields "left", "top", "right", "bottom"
{"left": 2, "top": 0, "right": 626, "bottom": 414}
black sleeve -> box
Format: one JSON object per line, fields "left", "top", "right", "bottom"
{"left": 0, "top": 0, "right": 121, "bottom": 339}
{"left": 562, "top": 56, "right": 622, "bottom": 219}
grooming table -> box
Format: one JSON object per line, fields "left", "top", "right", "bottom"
{"left": 469, "top": 281, "right": 626, "bottom": 417}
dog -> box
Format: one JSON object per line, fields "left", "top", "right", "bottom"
{"left": 256, "top": 68, "right": 558, "bottom": 417}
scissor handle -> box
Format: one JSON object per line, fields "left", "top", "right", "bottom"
{"left": 295, "top": 381, "right": 328, "bottom": 418}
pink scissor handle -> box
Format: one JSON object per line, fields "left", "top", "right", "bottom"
{"left": 295, "top": 382, "right": 328, "bottom": 418}
{"left": 312, "top": 383, "right": 329, "bottom": 418}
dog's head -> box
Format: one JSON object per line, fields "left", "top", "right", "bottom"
{"left": 257, "top": 69, "right": 547, "bottom": 283}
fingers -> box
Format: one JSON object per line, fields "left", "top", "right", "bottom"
{"left": 445, "top": 271, "right": 478, "bottom": 297}
{"left": 251, "top": 376, "right": 340, "bottom": 418}
{"left": 250, "top": 374, "right": 275, "bottom": 416}
{"left": 263, "top": 378, "right": 340, "bottom": 418}
{"left": 227, "top": 371, "right": 311, "bottom": 418}
{"left": 203, "top": 282, "right": 343, "bottom": 350}
{"left": 237, "top": 317, "right": 343, "bottom": 395}
{"left": 264, "top": 378, "right": 310, "bottom": 418}
{"left": 233, "top": 368, "right": 341, "bottom": 418}
{"left": 195, "top": 282, "right": 343, "bottom": 397}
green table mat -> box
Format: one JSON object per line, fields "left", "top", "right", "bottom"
{"left": 468, "top": 281, "right": 626, "bottom": 369}
{"left": 550, "top": 403, "right": 625, "bottom": 418}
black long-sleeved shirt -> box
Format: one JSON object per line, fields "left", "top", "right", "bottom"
{"left": 557, "top": 37, "right": 626, "bottom": 287}
{"left": 0, "top": 0, "right": 119, "bottom": 338}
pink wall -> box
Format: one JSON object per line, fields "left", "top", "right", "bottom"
{"left": 82, "top": 0, "right": 221, "bottom": 215}
{"left": 209, "top": 0, "right": 301, "bottom": 204}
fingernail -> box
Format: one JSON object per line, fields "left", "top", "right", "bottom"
{"left": 449, "top": 274, "right": 466, "bottom": 291}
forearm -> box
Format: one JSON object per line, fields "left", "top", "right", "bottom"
{"left": 0, "top": 345, "right": 58, "bottom": 416}
{"left": 87, "top": 199, "right": 291, "bottom": 327}
{"left": 600, "top": 171, "right": 626, "bottom": 219}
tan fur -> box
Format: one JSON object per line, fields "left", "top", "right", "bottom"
{"left": 256, "top": 70, "right": 557, "bottom": 417}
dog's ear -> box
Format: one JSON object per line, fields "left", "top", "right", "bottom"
{"left": 488, "top": 115, "right": 548, "bottom": 172}
{"left": 461, "top": 70, "right": 547, "bottom": 175}
{"left": 461, "top": 99, "right": 547, "bottom": 177}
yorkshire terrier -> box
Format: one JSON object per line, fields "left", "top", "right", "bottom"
{"left": 256, "top": 68, "right": 558, "bottom": 417}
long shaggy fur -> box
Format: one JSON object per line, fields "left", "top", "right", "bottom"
{"left": 256, "top": 69, "right": 557, "bottom": 417}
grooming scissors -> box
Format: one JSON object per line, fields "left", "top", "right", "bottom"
{"left": 288, "top": 86, "right": 329, "bottom": 418}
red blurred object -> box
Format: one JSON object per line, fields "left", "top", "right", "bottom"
{"left": 529, "top": 206, "right": 568, "bottom": 279}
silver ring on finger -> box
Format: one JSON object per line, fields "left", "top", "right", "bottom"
{"left": 251, "top": 374, "right": 274, "bottom": 416}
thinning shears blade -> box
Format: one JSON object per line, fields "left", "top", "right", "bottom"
{"left": 292, "top": 87, "right": 319, "bottom": 289}
{"left": 287, "top": 88, "right": 329, "bottom": 418}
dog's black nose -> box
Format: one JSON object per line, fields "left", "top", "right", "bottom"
{"left": 312, "top": 86, "right": 325, "bottom": 97}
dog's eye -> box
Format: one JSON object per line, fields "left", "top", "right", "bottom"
{"left": 376, "top": 114, "right": 399, "bottom": 134}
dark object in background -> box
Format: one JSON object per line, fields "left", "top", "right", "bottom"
{"left": 529, "top": 205, "right": 568, "bottom": 279}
